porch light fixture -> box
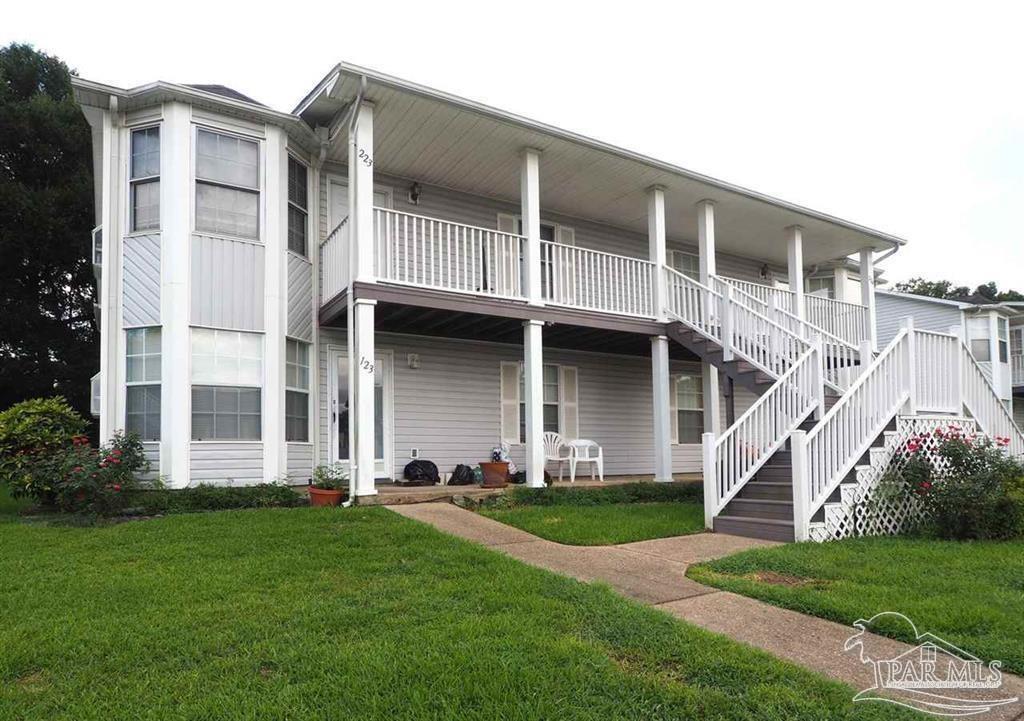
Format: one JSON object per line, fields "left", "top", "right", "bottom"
{"left": 408, "top": 182, "right": 422, "bottom": 205}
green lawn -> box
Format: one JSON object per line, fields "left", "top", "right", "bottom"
{"left": 0, "top": 484, "right": 28, "bottom": 518}
{"left": 481, "top": 502, "right": 705, "bottom": 545}
{"left": 0, "top": 506, "right": 914, "bottom": 720}
{"left": 688, "top": 536, "right": 1024, "bottom": 675}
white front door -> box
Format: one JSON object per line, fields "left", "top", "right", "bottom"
{"left": 329, "top": 348, "right": 393, "bottom": 480}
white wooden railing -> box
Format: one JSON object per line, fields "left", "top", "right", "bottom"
{"left": 792, "top": 328, "right": 913, "bottom": 539}
{"left": 541, "top": 241, "right": 655, "bottom": 317}
{"left": 703, "top": 344, "right": 823, "bottom": 525}
{"left": 712, "top": 277, "right": 863, "bottom": 392}
{"left": 914, "top": 330, "right": 961, "bottom": 413}
{"left": 717, "top": 276, "right": 870, "bottom": 346}
{"left": 962, "top": 347, "right": 1024, "bottom": 456}
{"left": 320, "top": 216, "right": 349, "bottom": 303}
{"left": 373, "top": 207, "right": 525, "bottom": 299}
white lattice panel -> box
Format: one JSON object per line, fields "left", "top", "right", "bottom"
{"left": 808, "top": 416, "right": 978, "bottom": 542}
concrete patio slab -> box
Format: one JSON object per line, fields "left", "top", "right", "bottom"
{"left": 388, "top": 502, "right": 1024, "bottom": 720}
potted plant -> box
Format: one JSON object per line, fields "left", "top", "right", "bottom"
{"left": 479, "top": 446, "right": 510, "bottom": 488}
{"left": 309, "top": 463, "right": 350, "bottom": 506}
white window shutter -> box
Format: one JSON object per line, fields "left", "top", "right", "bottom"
{"left": 555, "top": 225, "right": 575, "bottom": 246}
{"left": 500, "top": 361, "right": 521, "bottom": 444}
{"left": 559, "top": 366, "right": 579, "bottom": 440}
{"left": 497, "top": 213, "right": 517, "bottom": 234}
{"left": 669, "top": 377, "right": 679, "bottom": 444}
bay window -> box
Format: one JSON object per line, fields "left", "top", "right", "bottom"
{"left": 287, "top": 157, "right": 308, "bottom": 256}
{"left": 285, "top": 339, "right": 310, "bottom": 442}
{"left": 195, "top": 128, "right": 259, "bottom": 239}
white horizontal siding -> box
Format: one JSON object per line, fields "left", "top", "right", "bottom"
{"left": 318, "top": 330, "right": 705, "bottom": 478}
{"left": 876, "top": 293, "right": 962, "bottom": 347}
{"left": 140, "top": 442, "right": 160, "bottom": 481}
{"left": 189, "top": 442, "right": 263, "bottom": 485}
{"left": 287, "top": 443, "right": 314, "bottom": 483}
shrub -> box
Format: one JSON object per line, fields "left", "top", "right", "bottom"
{"left": 126, "top": 482, "right": 304, "bottom": 514}
{"left": 312, "top": 463, "right": 349, "bottom": 491}
{"left": 46, "top": 431, "right": 149, "bottom": 514}
{"left": 0, "top": 397, "right": 87, "bottom": 502}
{"left": 496, "top": 481, "right": 702, "bottom": 508}
{"left": 892, "top": 427, "right": 1022, "bottom": 540}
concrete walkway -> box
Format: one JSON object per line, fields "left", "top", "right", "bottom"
{"left": 389, "top": 503, "right": 1024, "bottom": 721}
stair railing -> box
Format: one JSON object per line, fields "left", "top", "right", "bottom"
{"left": 791, "top": 326, "right": 913, "bottom": 540}
{"left": 702, "top": 341, "right": 824, "bottom": 527}
{"left": 961, "top": 345, "right": 1024, "bottom": 456}
{"left": 711, "top": 276, "right": 867, "bottom": 392}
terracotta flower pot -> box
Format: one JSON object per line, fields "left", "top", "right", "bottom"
{"left": 480, "top": 461, "right": 509, "bottom": 488}
{"left": 308, "top": 487, "right": 348, "bottom": 507}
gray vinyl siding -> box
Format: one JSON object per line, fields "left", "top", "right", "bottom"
{"left": 190, "top": 234, "right": 265, "bottom": 330}
{"left": 122, "top": 233, "right": 161, "bottom": 326}
{"left": 286, "top": 253, "right": 314, "bottom": 341}
{"left": 319, "top": 165, "right": 778, "bottom": 285}
{"left": 189, "top": 442, "right": 263, "bottom": 485}
{"left": 876, "top": 292, "right": 963, "bottom": 347}
{"left": 287, "top": 443, "right": 314, "bottom": 483}
{"left": 318, "top": 329, "right": 706, "bottom": 478}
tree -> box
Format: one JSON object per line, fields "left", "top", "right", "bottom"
{"left": 0, "top": 44, "right": 97, "bottom": 421}
{"left": 894, "top": 277, "right": 1024, "bottom": 303}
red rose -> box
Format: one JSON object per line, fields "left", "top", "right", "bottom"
{"left": 112, "top": 449, "right": 122, "bottom": 457}
{"left": 112, "top": 484, "right": 121, "bottom": 492}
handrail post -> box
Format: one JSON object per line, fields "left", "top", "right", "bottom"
{"left": 858, "top": 340, "right": 873, "bottom": 380}
{"left": 722, "top": 285, "right": 735, "bottom": 360}
{"left": 811, "top": 334, "right": 826, "bottom": 420}
{"left": 701, "top": 432, "right": 716, "bottom": 530}
{"left": 902, "top": 317, "right": 918, "bottom": 415}
{"left": 790, "top": 430, "right": 810, "bottom": 541}
{"left": 952, "top": 324, "right": 966, "bottom": 414}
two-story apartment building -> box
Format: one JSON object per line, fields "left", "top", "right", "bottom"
{"left": 74, "top": 63, "right": 1022, "bottom": 541}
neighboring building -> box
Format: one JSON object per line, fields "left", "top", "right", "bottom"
{"left": 73, "top": 63, "right": 1019, "bottom": 541}
{"left": 876, "top": 290, "right": 1019, "bottom": 419}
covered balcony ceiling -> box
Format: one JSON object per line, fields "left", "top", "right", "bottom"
{"left": 297, "top": 63, "right": 905, "bottom": 268}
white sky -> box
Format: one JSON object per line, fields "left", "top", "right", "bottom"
{"left": 6, "top": 1, "right": 1023, "bottom": 289}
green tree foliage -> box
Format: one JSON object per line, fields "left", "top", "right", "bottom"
{"left": 0, "top": 43, "right": 97, "bottom": 421}
{"left": 894, "top": 277, "right": 1024, "bottom": 302}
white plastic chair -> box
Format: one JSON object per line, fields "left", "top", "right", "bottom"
{"left": 543, "top": 432, "right": 571, "bottom": 481}
{"left": 568, "top": 440, "right": 604, "bottom": 483}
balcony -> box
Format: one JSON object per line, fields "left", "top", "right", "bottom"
{"left": 321, "top": 207, "right": 870, "bottom": 340}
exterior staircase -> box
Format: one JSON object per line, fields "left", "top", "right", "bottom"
{"left": 661, "top": 266, "right": 1024, "bottom": 543}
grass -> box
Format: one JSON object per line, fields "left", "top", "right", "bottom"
{"left": 0, "top": 505, "right": 915, "bottom": 720}
{"left": 481, "top": 502, "right": 705, "bottom": 545}
{"left": 688, "top": 536, "right": 1024, "bottom": 675}
{"left": 0, "top": 484, "right": 29, "bottom": 518}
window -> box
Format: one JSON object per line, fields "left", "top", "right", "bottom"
{"left": 195, "top": 128, "right": 259, "bottom": 239}
{"left": 671, "top": 251, "right": 700, "bottom": 280}
{"left": 967, "top": 316, "right": 991, "bottom": 362}
{"left": 287, "top": 157, "right": 308, "bottom": 255}
{"left": 519, "top": 364, "right": 560, "bottom": 443}
{"left": 998, "top": 317, "right": 1009, "bottom": 363}
{"left": 806, "top": 276, "right": 836, "bottom": 299}
{"left": 125, "top": 327, "right": 161, "bottom": 440}
{"left": 675, "top": 372, "right": 704, "bottom": 443}
{"left": 130, "top": 127, "right": 160, "bottom": 232}
{"left": 1011, "top": 327, "right": 1023, "bottom": 357}
{"left": 191, "top": 328, "right": 263, "bottom": 441}
{"left": 285, "top": 339, "right": 310, "bottom": 442}
{"left": 191, "top": 386, "right": 261, "bottom": 441}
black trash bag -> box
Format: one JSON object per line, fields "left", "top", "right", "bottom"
{"left": 401, "top": 459, "right": 440, "bottom": 486}
{"left": 449, "top": 464, "right": 476, "bottom": 485}
{"left": 510, "top": 470, "right": 552, "bottom": 485}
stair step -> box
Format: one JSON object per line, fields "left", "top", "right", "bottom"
{"left": 723, "top": 498, "right": 793, "bottom": 520}
{"left": 714, "top": 515, "right": 795, "bottom": 542}
{"left": 737, "top": 481, "right": 792, "bottom": 501}
{"left": 754, "top": 465, "right": 793, "bottom": 481}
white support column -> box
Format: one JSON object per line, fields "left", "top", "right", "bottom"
{"left": 262, "top": 127, "right": 287, "bottom": 483}
{"left": 97, "top": 104, "right": 118, "bottom": 444}
{"left": 521, "top": 149, "right": 543, "bottom": 305}
{"left": 647, "top": 186, "right": 668, "bottom": 321}
{"left": 701, "top": 432, "right": 715, "bottom": 529}
{"left": 523, "top": 320, "right": 545, "bottom": 487}
{"left": 161, "top": 102, "right": 192, "bottom": 488}
{"left": 350, "top": 298, "right": 377, "bottom": 497}
{"left": 696, "top": 200, "right": 721, "bottom": 434}
{"left": 651, "top": 335, "right": 673, "bottom": 483}
{"left": 786, "top": 225, "right": 805, "bottom": 320}
{"left": 833, "top": 266, "right": 851, "bottom": 303}
{"left": 349, "top": 101, "right": 375, "bottom": 284}
{"left": 859, "top": 248, "right": 878, "bottom": 350}
{"left": 790, "top": 430, "right": 810, "bottom": 541}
